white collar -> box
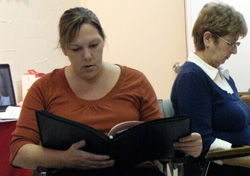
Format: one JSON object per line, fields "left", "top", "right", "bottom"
{"left": 188, "top": 52, "right": 230, "bottom": 80}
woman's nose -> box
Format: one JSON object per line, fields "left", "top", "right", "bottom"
{"left": 230, "top": 45, "right": 237, "bottom": 54}
{"left": 82, "top": 48, "right": 92, "bottom": 60}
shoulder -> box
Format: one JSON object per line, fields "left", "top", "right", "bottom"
{"left": 35, "top": 68, "right": 65, "bottom": 84}
{"left": 115, "top": 64, "right": 153, "bottom": 90}
{"left": 117, "top": 65, "right": 152, "bottom": 87}
{"left": 117, "top": 64, "right": 146, "bottom": 79}
{"left": 173, "top": 62, "right": 213, "bottom": 91}
{"left": 177, "top": 62, "right": 209, "bottom": 80}
{"left": 31, "top": 68, "right": 66, "bottom": 91}
{"left": 180, "top": 62, "right": 204, "bottom": 74}
{"left": 41, "top": 68, "right": 64, "bottom": 79}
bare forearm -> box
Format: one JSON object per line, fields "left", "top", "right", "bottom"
{"left": 12, "top": 141, "right": 114, "bottom": 171}
{"left": 223, "top": 156, "right": 250, "bottom": 168}
{"left": 12, "top": 144, "right": 67, "bottom": 170}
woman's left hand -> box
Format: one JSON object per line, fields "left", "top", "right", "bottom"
{"left": 173, "top": 132, "right": 202, "bottom": 157}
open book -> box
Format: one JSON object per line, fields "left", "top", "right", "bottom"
{"left": 36, "top": 110, "right": 191, "bottom": 170}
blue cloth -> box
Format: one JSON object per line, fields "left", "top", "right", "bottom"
{"left": 171, "top": 62, "right": 250, "bottom": 157}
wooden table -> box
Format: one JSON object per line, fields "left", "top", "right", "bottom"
{"left": 206, "top": 146, "right": 250, "bottom": 160}
{"left": 201, "top": 146, "right": 250, "bottom": 176}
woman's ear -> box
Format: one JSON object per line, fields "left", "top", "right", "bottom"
{"left": 203, "top": 31, "right": 213, "bottom": 49}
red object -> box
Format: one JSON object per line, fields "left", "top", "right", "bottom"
{"left": 24, "top": 69, "right": 45, "bottom": 78}
{"left": 0, "top": 121, "right": 31, "bottom": 176}
{"left": 26, "top": 69, "right": 37, "bottom": 75}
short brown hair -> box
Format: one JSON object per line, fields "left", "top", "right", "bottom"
{"left": 59, "top": 7, "right": 105, "bottom": 50}
{"left": 192, "top": 2, "right": 248, "bottom": 51}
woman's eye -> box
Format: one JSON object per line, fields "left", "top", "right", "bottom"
{"left": 89, "top": 43, "right": 98, "bottom": 48}
{"left": 71, "top": 48, "right": 81, "bottom": 52}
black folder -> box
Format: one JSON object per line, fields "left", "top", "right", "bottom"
{"left": 36, "top": 110, "right": 191, "bottom": 170}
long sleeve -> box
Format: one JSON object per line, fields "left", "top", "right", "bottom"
{"left": 171, "top": 70, "right": 215, "bottom": 157}
{"left": 171, "top": 62, "right": 250, "bottom": 158}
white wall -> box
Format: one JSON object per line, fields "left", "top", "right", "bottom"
{"left": 185, "top": 0, "right": 250, "bottom": 92}
{"left": 83, "top": 0, "right": 187, "bottom": 99}
{"left": 0, "top": 0, "right": 187, "bottom": 103}
{"left": 0, "top": 0, "right": 81, "bottom": 102}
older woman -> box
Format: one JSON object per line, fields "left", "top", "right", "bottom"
{"left": 171, "top": 2, "right": 250, "bottom": 176}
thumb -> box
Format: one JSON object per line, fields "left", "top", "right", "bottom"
{"left": 71, "top": 140, "right": 86, "bottom": 150}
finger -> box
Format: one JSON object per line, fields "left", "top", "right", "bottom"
{"left": 71, "top": 140, "right": 86, "bottom": 150}
{"left": 179, "top": 132, "right": 200, "bottom": 142}
{"left": 175, "top": 145, "right": 202, "bottom": 157}
{"left": 83, "top": 151, "right": 112, "bottom": 161}
{"left": 71, "top": 141, "right": 112, "bottom": 161}
{"left": 86, "top": 159, "right": 115, "bottom": 169}
{"left": 175, "top": 145, "right": 200, "bottom": 151}
{"left": 183, "top": 151, "right": 200, "bottom": 158}
{"left": 174, "top": 141, "right": 200, "bottom": 148}
{"left": 174, "top": 142, "right": 202, "bottom": 152}
{"left": 77, "top": 158, "right": 115, "bottom": 170}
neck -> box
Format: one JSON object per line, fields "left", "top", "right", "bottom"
{"left": 194, "top": 50, "right": 216, "bottom": 68}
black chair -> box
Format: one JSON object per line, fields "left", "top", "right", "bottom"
{"left": 158, "top": 99, "right": 185, "bottom": 176}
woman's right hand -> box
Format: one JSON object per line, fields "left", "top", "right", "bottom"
{"left": 173, "top": 132, "right": 202, "bottom": 158}
{"left": 12, "top": 140, "right": 114, "bottom": 170}
{"left": 63, "top": 140, "right": 115, "bottom": 170}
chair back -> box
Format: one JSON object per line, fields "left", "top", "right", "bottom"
{"left": 158, "top": 99, "right": 174, "bottom": 118}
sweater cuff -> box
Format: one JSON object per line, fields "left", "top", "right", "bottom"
{"left": 209, "top": 138, "right": 232, "bottom": 151}
{"left": 209, "top": 138, "right": 232, "bottom": 165}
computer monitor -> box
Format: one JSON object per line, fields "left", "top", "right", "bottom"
{"left": 0, "top": 64, "right": 17, "bottom": 112}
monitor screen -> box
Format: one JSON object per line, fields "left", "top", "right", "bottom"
{"left": 0, "top": 64, "right": 17, "bottom": 111}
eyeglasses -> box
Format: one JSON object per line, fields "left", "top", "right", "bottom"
{"left": 215, "top": 35, "right": 240, "bottom": 48}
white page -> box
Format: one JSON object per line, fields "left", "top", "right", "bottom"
{"left": 0, "top": 106, "right": 21, "bottom": 120}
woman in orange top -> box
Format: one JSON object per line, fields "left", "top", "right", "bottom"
{"left": 10, "top": 7, "right": 202, "bottom": 176}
